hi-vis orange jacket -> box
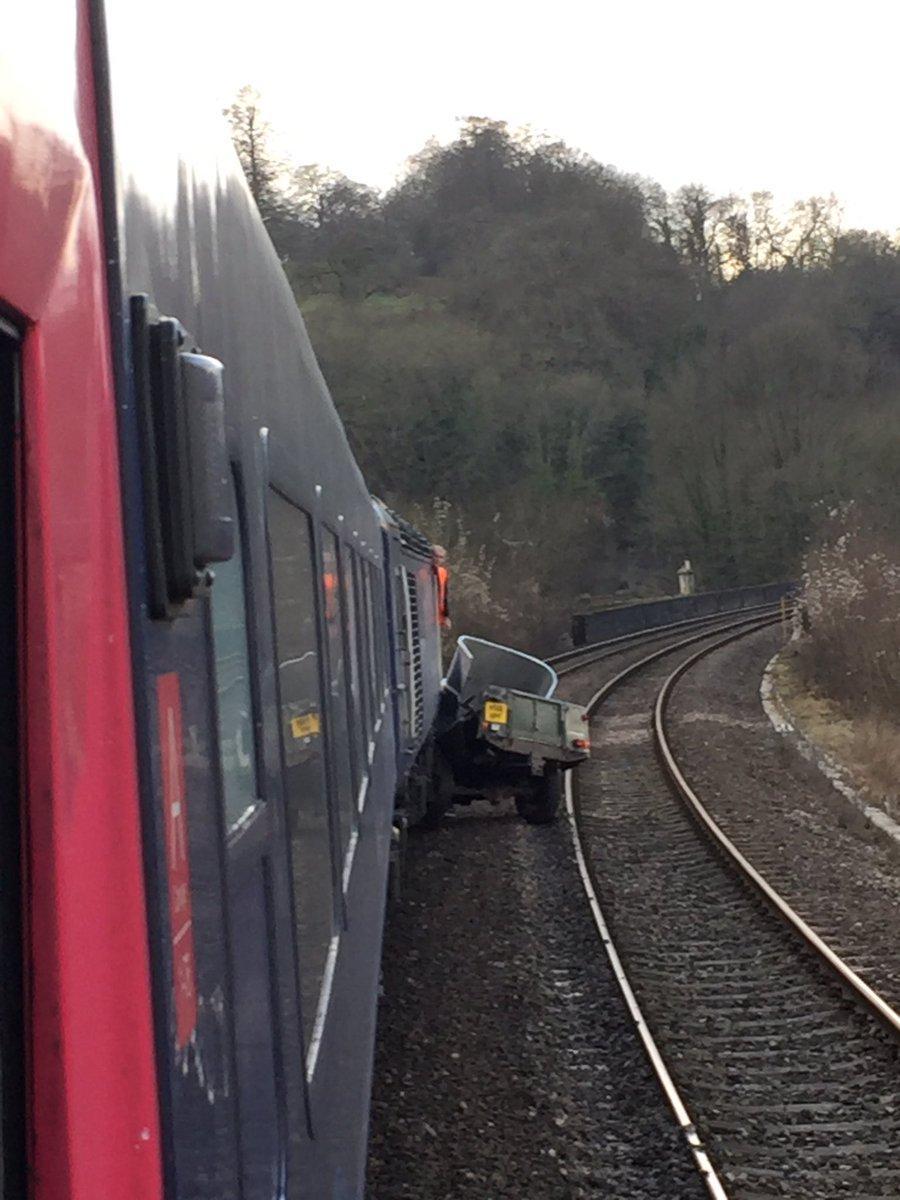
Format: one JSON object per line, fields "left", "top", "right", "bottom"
{"left": 436, "top": 565, "right": 450, "bottom": 628}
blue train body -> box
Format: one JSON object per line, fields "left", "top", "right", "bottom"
{"left": 92, "top": 7, "right": 446, "bottom": 1197}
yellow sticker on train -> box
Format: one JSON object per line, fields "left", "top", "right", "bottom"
{"left": 291, "top": 713, "right": 321, "bottom": 739}
{"left": 484, "top": 701, "right": 509, "bottom": 724}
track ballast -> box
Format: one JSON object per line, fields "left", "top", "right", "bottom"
{"left": 569, "top": 615, "right": 900, "bottom": 1199}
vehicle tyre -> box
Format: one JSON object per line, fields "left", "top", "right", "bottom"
{"left": 388, "top": 819, "right": 407, "bottom": 902}
{"left": 423, "top": 747, "right": 454, "bottom": 826}
{"left": 515, "top": 766, "right": 561, "bottom": 825}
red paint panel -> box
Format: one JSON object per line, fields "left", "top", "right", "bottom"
{"left": 156, "top": 673, "right": 198, "bottom": 1049}
{"left": 1, "top": 5, "right": 163, "bottom": 1199}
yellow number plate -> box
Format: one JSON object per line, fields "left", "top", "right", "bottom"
{"left": 291, "top": 712, "right": 321, "bottom": 739}
{"left": 484, "top": 701, "right": 509, "bottom": 724}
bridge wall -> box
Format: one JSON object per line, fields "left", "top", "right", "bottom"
{"left": 571, "top": 582, "right": 796, "bottom": 646}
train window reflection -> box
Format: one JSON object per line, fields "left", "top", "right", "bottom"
{"left": 365, "top": 561, "right": 379, "bottom": 705}
{"left": 322, "top": 532, "right": 355, "bottom": 858}
{"left": 210, "top": 494, "right": 260, "bottom": 832}
{"left": 266, "top": 490, "right": 334, "bottom": 1050}
{"left": 374, "top": 564, "right": 388, "bottom": 696}
{"left": 362, "top": 563, "right": 379, "bottom": 717}
{"left": 340, "top": 546, "right": 367, "bottom": 792}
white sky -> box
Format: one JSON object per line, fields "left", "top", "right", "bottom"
{"left": 198, "top": 0, "right": 900, "bottom": 233}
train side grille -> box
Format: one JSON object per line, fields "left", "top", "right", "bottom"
{"left": 405, "top": 569, "right": 424, "bottom": 738}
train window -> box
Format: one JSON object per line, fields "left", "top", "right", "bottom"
{"left": 369, "top": 566, "right": 382, "bottom": 706}
{"left": 361, "top": 558, "right": 379, "bottom": 736}
{"left": 359, "top": 560, "right": 369, "bottom": 712}
{"left": 339, "top": 546, "right": 368, "bottom": 794}
{"left": 322, "top": 532, "right": 355, "bottom": 858}
{"left": 366, "top": 562, "right": 381, "bottom": 723}
{"left": 362, "top": 564, "right": 381, "bottom": 710}
{"left": 352, "top": 555, "right": 374, "bottom": 743}
{"left": 376, "top": 561, "right": 388, "bottom": 696}
{"left": 266, "top": 490, "right": 334, "bottom": 1049}
{"left": 374, "top": 566, "right": 388, "bottom": 700}
{"left": 209, "top": 488, "right": 260, "bottom": 832}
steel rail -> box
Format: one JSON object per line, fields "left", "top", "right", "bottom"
{"left": 564, "top": 772, "right": 729, "bottom": 1200}
{"left": 560, "top": 609, "right": 783, "bottom": 1200}
{"left": 654, "top": 625, "right": 900, "bottom": 1040}
{"left": 549, "top": 600, "right": 785, "bottom": 675}
{"left": 582, "top": 612, "right": 782, "bottom": 716}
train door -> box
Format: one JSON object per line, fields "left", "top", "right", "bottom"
{"left": 265, "top": 491, "right": 338, "bottom": 1075}
{"left": 0, "top": 322, "right": 24, "bottom": 1198}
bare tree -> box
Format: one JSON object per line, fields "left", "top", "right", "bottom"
{"left": 783, "top": 195, "right": 841, "bottom": 270}
{"left": 672, "top": 184, "right": 728, "bottom": 295}
{"left": 224, "top": 85, "right": 283, "bottom": 222}
{"left": 748, "top": 191, "right": 785, "bottom": 269}
{"left": 720, "top": 202, "right": 753, "bottom": 275}
{"left": 641, "top": 181, "right": 676, "bottom": 250}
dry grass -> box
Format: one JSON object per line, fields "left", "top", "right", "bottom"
{"left": 789, "top": 504, "right": 900, "bottom": 821}
{"left": 849, "top": 718, "right": 900, "bottom": 821}
{"left": 774, "top": 648, "right": 900, "bottom": 822}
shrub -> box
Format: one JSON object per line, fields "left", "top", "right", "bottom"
{"left": 799, "top": 503, "right": 900, "bottom": 717}
{"left": 398, "top": 496, "right": 572, "bottom": 653}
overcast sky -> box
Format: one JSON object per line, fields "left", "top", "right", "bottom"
{"left": 202, "top": 0, "right": 899, "bottom": 233}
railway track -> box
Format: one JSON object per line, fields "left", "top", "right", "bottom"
{"left": 563, "top": 612, "right": 900, "bottom": 1199}
{"left": 549, "top": 601, "right": 790, "bottom": 678}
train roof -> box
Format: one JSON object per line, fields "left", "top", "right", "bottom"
{"left": 371, "top": 498, "right": 435, "bottom": 559}
{"left": 97, "top": 2, "right": 380, "bottom": 557}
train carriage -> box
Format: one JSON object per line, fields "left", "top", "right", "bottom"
{"left": 1, "top": 4, "right": 443, "bottom": 1198}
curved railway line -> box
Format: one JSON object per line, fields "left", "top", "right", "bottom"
{"left": 560, "top": 610, "right": 900, "bottom": 1199}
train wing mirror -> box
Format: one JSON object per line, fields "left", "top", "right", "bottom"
{"left": 181, "top": 351, "right": 234, "bottom": 567}
{"left": 131, "top": 294, "right": 235, "bottom": 618}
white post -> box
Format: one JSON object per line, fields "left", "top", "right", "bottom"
{"left": 677, "top": 559, "right": 695, "bottom": 596}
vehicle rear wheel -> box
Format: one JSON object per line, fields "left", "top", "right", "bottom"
{"left": 515, "top": 766, "right": 561, "bottom": 825}
{"left": 423, "top": 748, "right": 455, "bottom": 826}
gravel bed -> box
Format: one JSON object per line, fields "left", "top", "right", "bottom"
{"left": 579, "top": 641, "right": 900, "bottom": 1198}
{"left": 366, "top": 805, "right": 705, "bottom": 1199}
{"left": 665, "top": 624, "right": 900, "bottom": 1012}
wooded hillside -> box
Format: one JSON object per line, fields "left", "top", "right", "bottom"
{"left": 227, "top": 89, "right": 900, "bottom": 644}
